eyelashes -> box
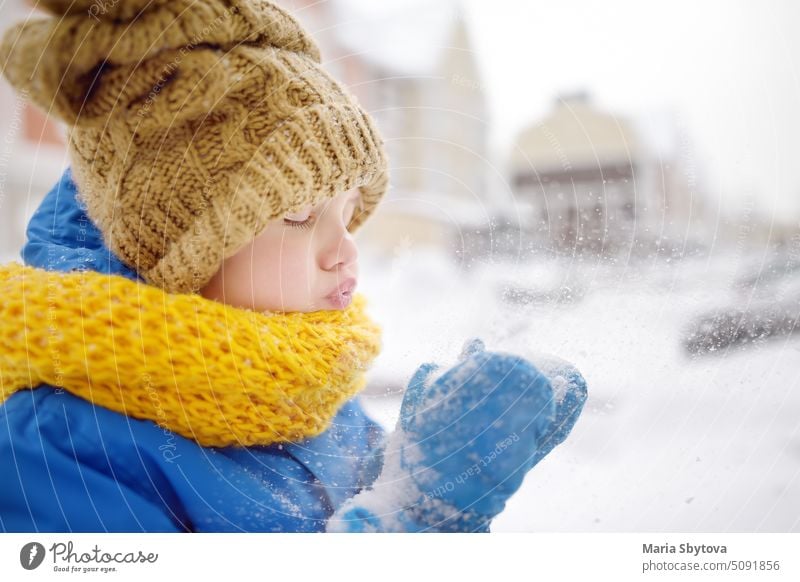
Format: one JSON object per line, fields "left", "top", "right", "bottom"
{"left": 283, "top": 216, "right": 314, "bottom": 230}
{"left": 282, "top": 198, "right": 359, "bottom": 231}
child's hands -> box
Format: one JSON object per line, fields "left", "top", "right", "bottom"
{"left": 327, "top": 338, "right": 588, "bottom": 532}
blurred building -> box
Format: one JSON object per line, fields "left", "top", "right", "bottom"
{"left": 0, "top": 0, "right": 68, "bottom": 261}
{"left": 288, "top": 0, "right": 490, "bottom": 255}
{"left": 508, "top": 92, "right": 706, "bottom": 255}
{"left": 509, "top": 92, "right": 645, "bottom": 253}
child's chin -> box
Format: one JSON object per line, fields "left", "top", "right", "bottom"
{"left": 324, "top": 292, "right": 353, "bottom": 310}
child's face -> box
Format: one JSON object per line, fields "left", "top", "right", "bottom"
{"left": 200, "top": 188, "right": 363, "bottom": 313}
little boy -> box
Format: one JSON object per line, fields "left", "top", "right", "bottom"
{"left": 0, "top": 0, "right": 586, "bottom": 532}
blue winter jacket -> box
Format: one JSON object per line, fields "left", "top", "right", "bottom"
{"left": 0, "top": 168, "right": 386, "bottom": 532}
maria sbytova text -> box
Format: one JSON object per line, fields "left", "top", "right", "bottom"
{"left": 643, "top": 544, "right": 727, "bottom": 557}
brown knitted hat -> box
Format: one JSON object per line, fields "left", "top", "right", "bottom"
{"left": 0, "top": 0, "right": 389, "bottom": 293}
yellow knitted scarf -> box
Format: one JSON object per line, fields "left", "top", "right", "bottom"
{"left": 0, "top": 263, "right": 382, "bottom": 447}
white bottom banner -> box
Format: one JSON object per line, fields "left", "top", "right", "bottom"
{"left": 1, "top": 533, "right": 798, "bottom": 581}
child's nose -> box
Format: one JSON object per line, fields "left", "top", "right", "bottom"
{"left": 320, "top": 225, "right": 358, "bottom": 272}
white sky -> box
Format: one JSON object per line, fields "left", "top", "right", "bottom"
{"left": 338, "top": 0, "right": 800, "bottom": 222}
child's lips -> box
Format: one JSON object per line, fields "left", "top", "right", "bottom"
{"left": 325, "top": 278, "right": 356, "bottom": 309}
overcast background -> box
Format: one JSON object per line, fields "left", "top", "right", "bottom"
{"left": 337, "top": 0, "right": 800, "bottom": 221}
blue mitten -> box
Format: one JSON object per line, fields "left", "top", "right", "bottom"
{"left": 327, "top": 339, "right": 587, "bottom": 532}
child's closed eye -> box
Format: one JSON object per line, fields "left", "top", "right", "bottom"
{"left": 284, "top": 215, "right": 314, "bottom": 230}
{"left": 283, "top": 205, "right": 314, "bottom": 229}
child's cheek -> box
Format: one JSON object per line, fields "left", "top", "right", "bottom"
{"left": 280, "top": 246, "right": 314, "bottom": 292}
{"left": 254, "top": 234, "right": 316, "bottom": 310}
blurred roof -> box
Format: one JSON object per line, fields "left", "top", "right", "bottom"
{"left": 511, "top": 92, "right": 642, "bottom": 171}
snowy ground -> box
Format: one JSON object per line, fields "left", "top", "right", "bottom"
{"left": 357, "top": 246, "right": 800, "bottom": 532}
